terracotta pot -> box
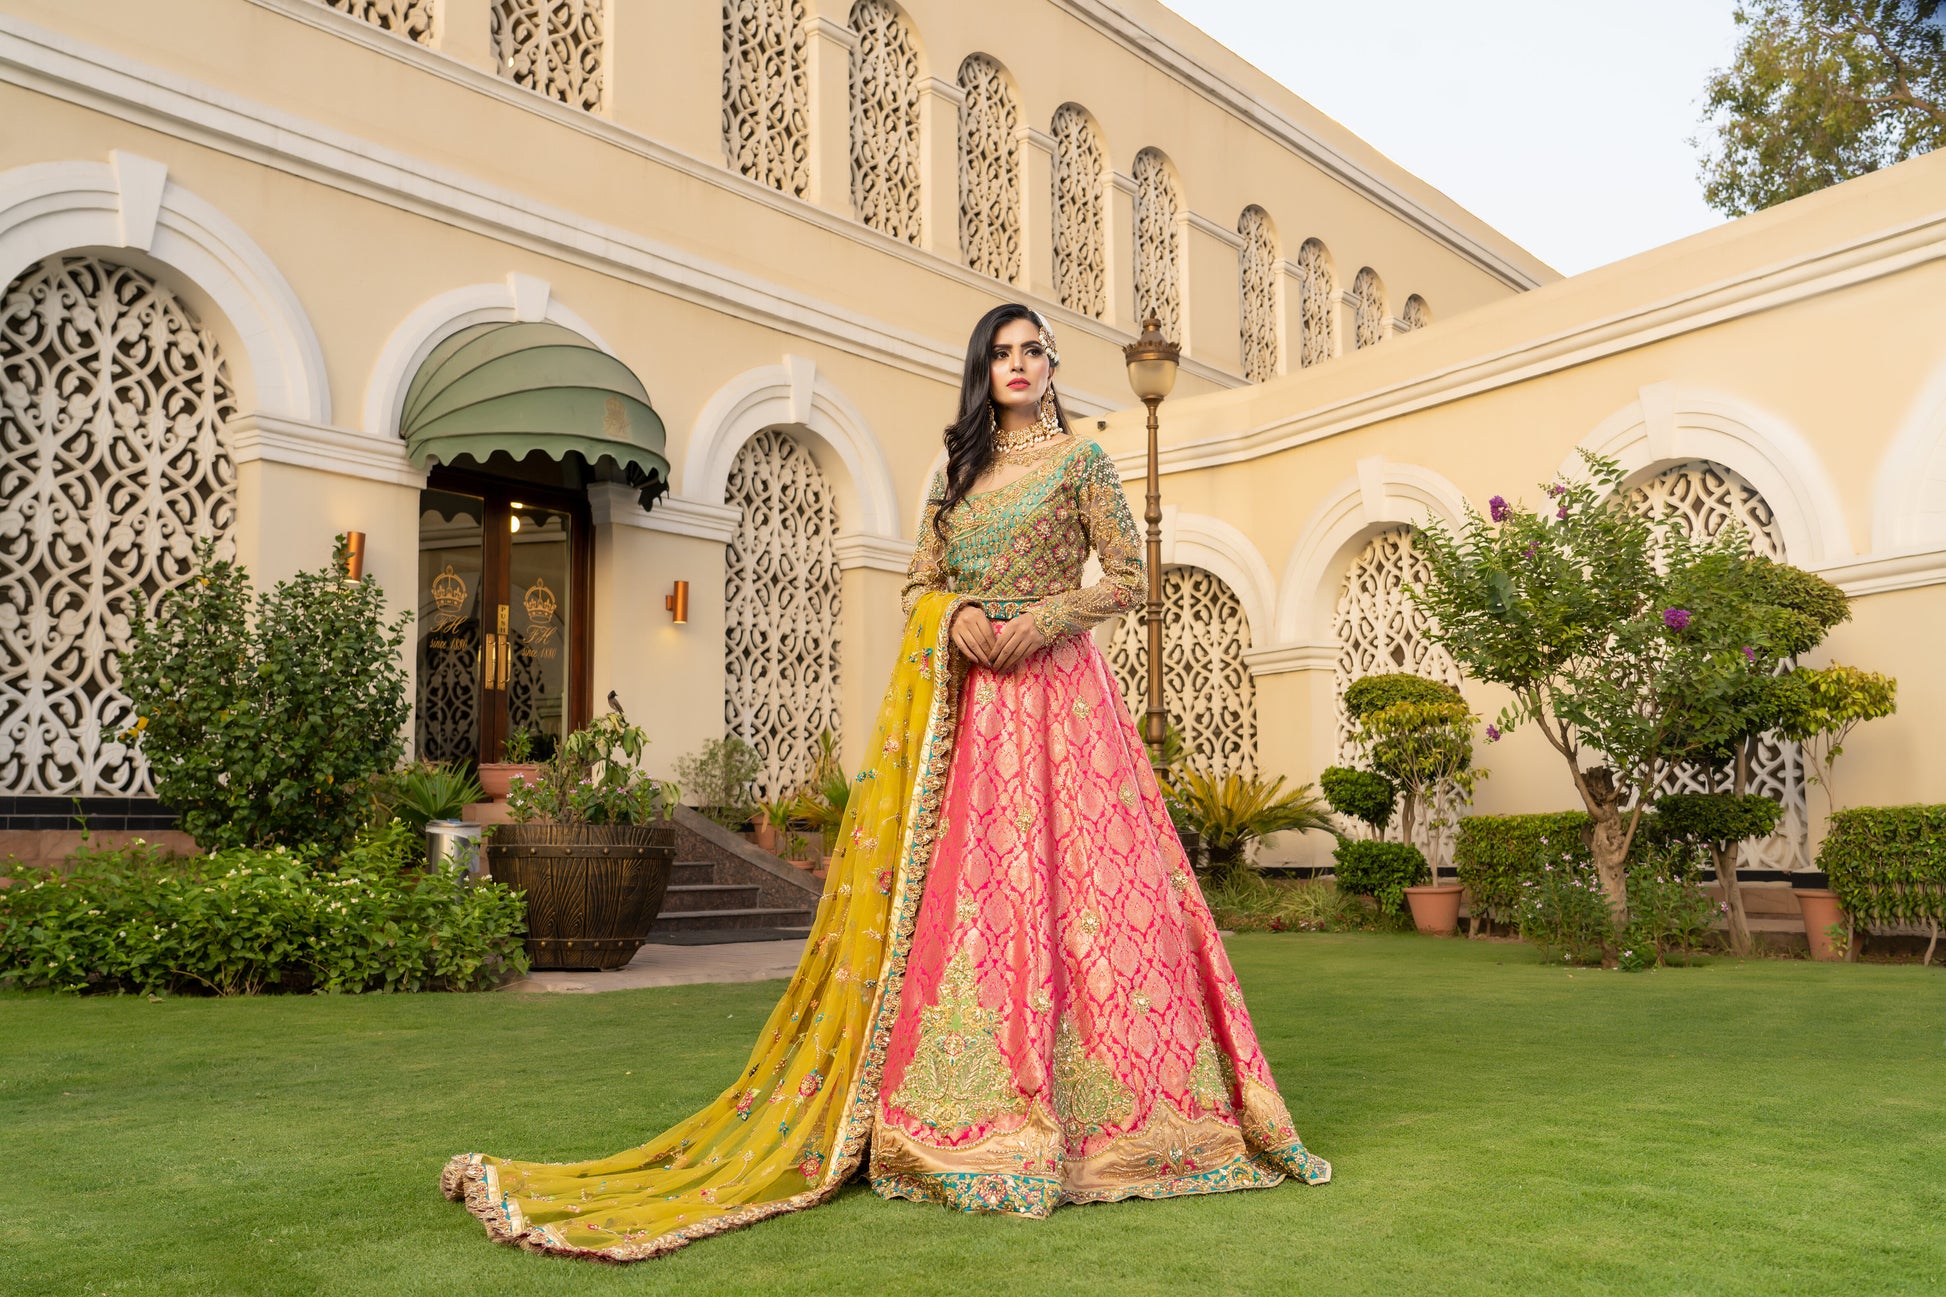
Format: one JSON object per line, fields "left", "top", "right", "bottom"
{"left": 754, "top": 823, "right": 779, "bottom": 854}
{"left": 1795, "top": 888, "right": 1847, "bottom": 961}
{"left": 478, "top": 762, "right": 540, "bottom": 801}
{"left": 789, "top": 857, "right": 815, "bottom": 871}
{"left": 1404, "top": 883, "right": 1464, "bottom": 936}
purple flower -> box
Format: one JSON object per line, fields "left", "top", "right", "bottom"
{"left": 1488, "top": 495, "right": 1510, "bottom": 523}
{"left": 1662, "top": 608, "right": 1691, "bottom": 631}
{"left": 1556, "top": 505, "right": 1569, "bottom": 520}
{"left": 1485, "top": 724, "right": 1502, "bottom": 742}
{"left": 1523, "top": 542, "right": 1539, "bottom": 560}
{"left": 1548, "top": 483, "right": 1567, "bottom": 498}
{"left": 1742, "top": 645, "right": 1756, "bottom": 663}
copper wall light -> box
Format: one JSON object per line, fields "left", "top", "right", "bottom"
{"left": 665, "top": 580, "right": 690, "bottom": 624}
{"left": 344, "top": 530, "right": 367, "bottom": 582}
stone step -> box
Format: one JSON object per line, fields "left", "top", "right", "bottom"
{"left": 661, "top": 883, "right": 762, "bottom": 913}
{"left": 651, "top": 905, "right": 816, "bottom": 932}
{"left": 669, "top": 860, "right": 716, "bottom": 887}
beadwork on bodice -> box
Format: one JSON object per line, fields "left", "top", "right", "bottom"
{"left": 902, "top": 437, "right": 1143, "bottom": 639}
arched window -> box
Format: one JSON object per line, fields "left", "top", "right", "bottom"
{"left": 1332, "top": 527, "right": 1461, "bottom": 762}
{"left": 848, "top": 0, "right": 921, "bottom": 243}
{"left": 957, "top": 54, "right": 1020, "bottom": 283}
{"left": 1132, "top": 148, "right": 1181, "bottom": 338}
{"left": 723, "top": 429, "right": 842, "bottom": 799}
{"left": 1108, "top": 567, "right": 1258, "bottom": 774}
{"left": 1402, "top": 294, "right": 1431, "bottom": 331}
{"left": 1296, "top": 238, "right": 1335, "bottom": 367}
{"left": 0, "top": 255, "right": 239, "bottom": 795}
{"left": 723, "top": 0, "right": 810, "bottom": 197}
{"left": 1051, "top": 103, "right": 1106, "bottom": 319}
{"left": 492, "top": 0, "right": 606, "bottom": 112}
{"left": 322, "top": 0, "right": 433, "bottom": 44}
{"left": 1628, "top": 461, "right": 1806, "bottom": 870}
{"left": 1237, "top": 205, "right": 1280, "bottom": 383}
{"left": 1351, "top": 266, "right": 1386, "bottom": 349}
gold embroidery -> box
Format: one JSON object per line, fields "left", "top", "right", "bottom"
{"left": 1072, "top": 698, "right": 1091, "bottom": 717}
{"left": 1052, "top": 1015, "right": 1134, "bottom": 1141}
{"left": 1187, "top": 1040, "right": 1231, "bottom": 1111}
{"left": 975, "top": 678, "right": 997, "bottom": 704}
{"left": 1117, "top": 782, "right": 1138, "bottom": 810}
{"left": 955, "top": 896, "right": 979, "bottom": 924}
{"left": 1028, "top": 987, "right": 1053, "bottom": 1013}
{"left": 1014, "top": 807, "right": 1035, "bottom": 835}
{"left": 1129, "top": 991, "right": 1151, "bottom": 1016}
{"left": 1169, "top": 869, "right": 1191, "bottom": 894}
{"left": 886, "top": 951, "right": 1025, "bottom": 1132}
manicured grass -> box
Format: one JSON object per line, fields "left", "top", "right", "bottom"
{"left": 4, "top": 935, "right": 1942, "bottom": 1297}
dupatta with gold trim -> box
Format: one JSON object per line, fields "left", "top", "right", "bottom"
{"left": 442, "top": 591, "right": 969, "bottom": 1261}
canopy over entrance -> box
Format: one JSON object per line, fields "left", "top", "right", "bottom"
{"left": 400, "top": 322, "right": 669, "bottom": 499}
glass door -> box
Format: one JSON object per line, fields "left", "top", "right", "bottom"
{"left": 414, "top": 471, "right": 590, "bottom": 768}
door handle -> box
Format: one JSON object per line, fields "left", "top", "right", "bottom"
{"left": 482, "top": 633, "right": 498, "bottom": 692}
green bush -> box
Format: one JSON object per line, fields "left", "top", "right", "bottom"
{"left": 1342, "top": 673, "right": 1464, "bottom": 724}
{"left": 1651, "top": 793, "right": 1782, "bottom": 846}
{"left": 1332, "top": 839, "right": 1428, "bottom": 914}
{"left": 675, "top": 735, "right": 763, "bottom": 828}
{"left": 1454, "top": 813, "right": 1595, "bottom": 927}
{"left": 1319, "top": 766, "right": 1397, "bottom": 832}
{"left": 1515, "top": 844, "right": 1614, "bottom": 965}
{"left": 0, "top": 824, "right": 527, "bottom": 995}
{"left": 122, "top": 538, "right": 410, "bottom": 857}
{"left": 1818, "top": 804, "right": 1946, "bottom": 936}
{"left": 1201, "top": 872, "right": 1387, "bottom": 933}
{"left": 1621, "top": 845, "right": 1720, "bottom": 966}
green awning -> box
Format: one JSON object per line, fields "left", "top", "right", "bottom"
{"left": 400, "top": 322, "right": 669, "bottom": 491}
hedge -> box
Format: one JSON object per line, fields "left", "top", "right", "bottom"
{"left": 1818, "top": 804, "right": 1946, "bottom": 935}
{"left": 1454, "top": 812, "right": 1597, "bottom": 927}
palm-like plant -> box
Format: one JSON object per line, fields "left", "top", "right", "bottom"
{"left": 1161, "top": 767, "right": 1336, "bottom": 885}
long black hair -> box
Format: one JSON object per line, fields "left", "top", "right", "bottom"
{"left": 932, "top": 302, "right": 1072, "bottom": 539}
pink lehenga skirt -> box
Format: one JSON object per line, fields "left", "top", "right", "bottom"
{"left": 868, "top": 624, "right": 1329, "bottom": 1214}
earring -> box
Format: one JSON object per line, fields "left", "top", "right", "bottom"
{"left": 1038, "top": 384, "right": 1057, "bottom": 425}
{"left": 987, "top": 400, "right": 999, "bottom": 436}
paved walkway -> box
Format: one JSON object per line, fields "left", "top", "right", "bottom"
{"left": 500, "top": 935, "right": 807, "bottom": 993}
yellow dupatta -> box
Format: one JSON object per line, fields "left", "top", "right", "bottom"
{"left": 443, "top": 592, "right": 969, "bottom": 1261}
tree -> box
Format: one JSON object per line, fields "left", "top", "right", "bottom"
{"left": 1321, "top": 674, "right": 1483, "bottom": 874}
{"left": 1412, "top": 455, "right": 1766, "bottom": 933}
{"left": 1776, "top": 664, "right": 1898, "bottom": 816}
{"left": 1697, "top": 0, "right": 1946, "bottom": 216}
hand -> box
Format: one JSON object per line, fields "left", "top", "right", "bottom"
{"left": 988, "top": 615, "right": 1048, "bottom": 672}
{"left": 949, "top": 604, "right": 998, "bottom": 666}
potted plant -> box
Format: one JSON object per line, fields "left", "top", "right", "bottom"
{"left": 752, "top": 797, "right": 794, "bottom": 854}
{"left": 376, "top": 760, "right": 485, "bottom": 861}
{"left": 1158, "top": 766, "right": 1334, "bottom": 889}
{"left": 789, "top": 735, "right": 851, "bottom": 865}
{"left": 478, "top": 727, "right": 542, "bottom": 802}
{"left": 1322, "top": 674, "right": 1483, "bottom": 936}
{"left": 674, "top": 734, "right": 762, "bottom": 830}
{"left": 487, "top": 698, "right": 680, "bottom": 971}
{"left": 785, "top": 832, "right": 813, "bottom": 871}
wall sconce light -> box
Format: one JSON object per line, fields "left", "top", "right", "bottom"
{"left": 344, "top": 531, "right": 367, "bottom": 582}
{"left": 665, "top": 580, "right": 690, "bottom": 624}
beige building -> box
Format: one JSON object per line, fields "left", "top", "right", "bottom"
{"left": 0, "top": 0, "right": 1932, "bottom": 879}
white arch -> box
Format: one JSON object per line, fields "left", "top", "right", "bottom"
{"left": 1568, "top": 382, "right": 1852, "bottom": 566}
{"left": 1157, "top": 507, "right": 1276, "bottom": 648}
{"left": 682, "top": 356, "right": 903, "bottom": 546}
{"left": 0, "top": 153, "right": 328, "bottom": 422}
{"left": 1273, "top": 456, "right": 1469, "bottom": 645}
{"left": 362, "top": 274, "right": 618, "bottom": 437}
{"left": 1873, "top": 352, "right": 1946, "bottom": 552}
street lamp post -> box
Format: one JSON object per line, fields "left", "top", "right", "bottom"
{"left": 1122, "top": 315, "right": 1181, "bottom": 764}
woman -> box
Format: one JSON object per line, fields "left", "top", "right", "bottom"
{"left": 442, "top": 304, "right": 1328, "bottom": 1262}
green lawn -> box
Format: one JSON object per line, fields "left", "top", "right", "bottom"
{"left": 3, "top": 935, "right": 1942, "bottom": 1297}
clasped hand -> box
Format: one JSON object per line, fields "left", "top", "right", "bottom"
{"left": 950, "top": 604, "right": 1048, "bottom": 672}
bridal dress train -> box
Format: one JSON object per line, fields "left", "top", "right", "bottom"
{"left": 442, "top": 437, "right": 1328, "bottom": 1261}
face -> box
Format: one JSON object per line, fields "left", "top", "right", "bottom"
{"left": 987, "top": 316, "right": 1052, "bottom": 420}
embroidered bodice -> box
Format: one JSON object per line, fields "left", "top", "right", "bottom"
{"left": 901, "top": 437, "right": 1143, "bottom": 639}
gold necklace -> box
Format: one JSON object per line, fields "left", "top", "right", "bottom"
{"left": 990, "top": 401, "right": 1066, "bottom": 466}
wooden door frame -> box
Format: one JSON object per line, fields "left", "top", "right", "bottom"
{"left": 424, "top": 465, "right": 594, "bottom": 759}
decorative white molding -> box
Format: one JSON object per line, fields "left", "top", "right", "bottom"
{"left": 0, "top": 154, "right": 329, "bottom": 423}
{"left": 681, "top": 356, "right": 903, "bottom": 542}
{"left": 803, "top": 14, "right": 861, "bottom": 53}
{"left": 362, "top": 275, "right": 614, "bottom": 438}
{"left": 1155, "top": 507, "right": 1277, "bottom": 646}
{"left": 588, "top": 489, "right": 742, "bottom": 543}
{"left": 833, "top": 532, "right": 914, "bottom": 572}
{"left": 1187, "top": 210, "right": 1244, "bottom": 252}
{"left": 915, "top": 74, "right": 967, "bottom": 109}
{"left": 1570, "top": 384, "right": 1853, "bottom": 568}
{"left": 229, "top": 412, "right": 426, "bottom": 486}
{"left": 1273, "top": 458, "right": 1469, "bottom": 644}
{"left": 1873, "top": 348, "right": 1946, "bottom": 552}
{"left": 1813, "top": 546, "right": 1946, "bottom": 597}
{"left": 1241, "top": 641, "right": 1336, "bottom": 675}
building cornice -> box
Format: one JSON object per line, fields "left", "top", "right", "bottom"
{"left": 229, "top": 412, "right": 426, "bottom": 486}
{"left": 1241, "top": 642, "right": 1336, "bottom": 675}
{"left": 588, "top": 487, "right": 743, "bottom": 544}
{"left": 833, "top": 533, "right": 915, "bottom": 573}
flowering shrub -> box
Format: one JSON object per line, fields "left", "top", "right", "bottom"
{"left": 0, "top": 824, "right": 527, "bottom": 995}
{"left": 1622, "top": 844, "right": 1720, "bottom": 965}
{"left": 1516, "top": 846, "right": 1616, "bottom": 965}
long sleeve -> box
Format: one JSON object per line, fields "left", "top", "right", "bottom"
{"left": 901, "top": 470, "right": 950, "bottom": 618}
{"left": 1027, "top": 444, "right": 1144, "bottom": 639}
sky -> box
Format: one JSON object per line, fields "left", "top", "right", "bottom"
{"left": 1160, "top": 1, "right": 1747, "bottom": 276}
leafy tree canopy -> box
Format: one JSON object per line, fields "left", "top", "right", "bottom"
{"left": 1698, "top": 0, "right": 1946, "bottom": 216}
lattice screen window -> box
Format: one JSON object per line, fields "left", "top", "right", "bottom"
{"left": 1132, "top": 149, "right": 1181, "bottom": 339}
{"left": 1296, "top": 238, "right": 1335, "bottom": 367}
{"left": 1628, "top": 460, "right": 1806, "bottom": 870}
{"left": 0, "top": 256, "right": 238, "bottom": 796}
{"left": 1052, "top": 103, "right": 1106, "bottom": 319}
{"left": 724, "top": 429, "right": 842, "bottom": 799}
{"left": 1351, "top": 267, "right": 1386, "bottom": 349}
{"left": 1107, "top": 567, "right": 1258, "bottom": 775}
{"left": 1402, "top": 294, "right": 1431, "bottom": 331}
{"left": 319, "top": 0, "right": 434, "bottom": 44}
{"left": 1238, "top": 205, "right": 1280, "bottom": 383}
{"left": 724, "top": 0, "right": 810, "bottom": 197}
{"left": 1332, "top": 527, "right": 1461, "bottom": 761}
{"left": 492, "top": 0, "right": 607, "bottom": 113}
{"left": 848, "top": 0, "right": 921, "bottom": 243}
{"left": 957, "top": 54, "right": 1020, "bottom": 283}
